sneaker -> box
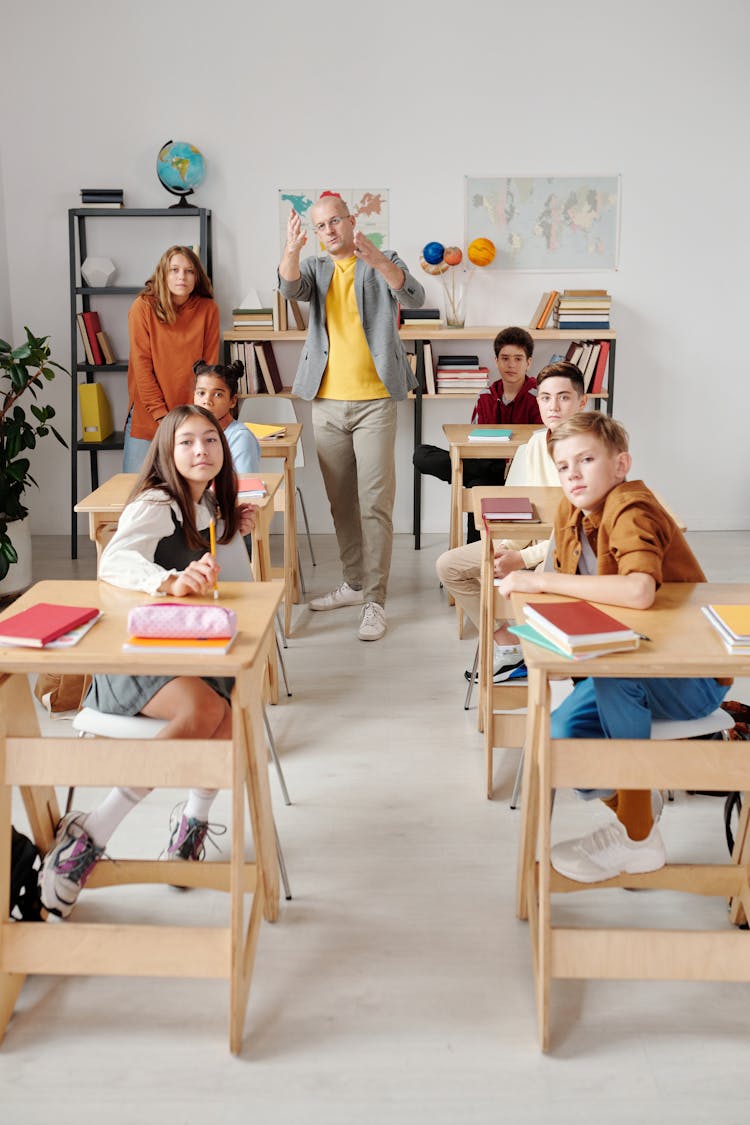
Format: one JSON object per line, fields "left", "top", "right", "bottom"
{"left": 309, "top": 582, "right": 364, "bottom": 612}
{"left": 358, "top": 601, "right": 387, "bottom": 641}
{"left": 551, "top": 818, "right": 666, "bottom": 883}
{"left": 464, "top": 653, "right": 525, "bottom": 684}
{"left": 164, "top": 805, "right": 226, "bottom": 862}
{"left": 39, "top": 813, "right": 104, "bottom": 918}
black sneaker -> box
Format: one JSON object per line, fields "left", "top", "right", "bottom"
{"left": 464, "top": 654, "right": 525, "bottom": 685}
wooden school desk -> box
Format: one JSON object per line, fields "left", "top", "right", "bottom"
{"left": 75, "top": 471, "right": 282, "bottom": 577}
{"left": 257, "top": 423, "right": 303, "bottom": 637}
{"left": 471, "top": 486, "right": 562, "bottom": 778}
{"left": 442, "top": 424, "right": 545, "bottom": 554}
{"left": 0, "top": 578, "right": 283, "bottom": 1053}
{"left": 510, "top": 582, "right": 750, "bottom": 1051}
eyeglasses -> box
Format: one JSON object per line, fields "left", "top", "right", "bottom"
{"left": 312, "top": 216, "right": 347, "bottom": 234}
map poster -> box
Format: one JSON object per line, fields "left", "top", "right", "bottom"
{"left": 465, "top": 175, "right": 621, "bottom": 271}
{"left": 279, "top": 189, "right": 389, "bottom": 255}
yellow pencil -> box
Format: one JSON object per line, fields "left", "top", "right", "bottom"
{"left": 209, "top": 517, "right": 218, "bottom": 600}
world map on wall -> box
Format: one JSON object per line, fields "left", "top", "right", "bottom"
{"left": 465, "top": 176, "right": 620, "bottom": 270}
{"left": 279, "top": 188, "right": 389, "bottom": 254}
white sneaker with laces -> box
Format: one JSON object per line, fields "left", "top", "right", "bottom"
{"left": 358, "top": 602, "right": 386, "bottom": 641}
{"left": 309, "top": 582, "right": 364, "bottom": 612}
{"left": 551, "top": 817, "right": 666, "bottom": 883}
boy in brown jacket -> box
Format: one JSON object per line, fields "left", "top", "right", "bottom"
{"left": 496, "top": 412, "right": 729, "bottom": 882}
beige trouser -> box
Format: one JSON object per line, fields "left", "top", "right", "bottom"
{"left": 435, "top": 539, "right": 483, "bottom": 629}
{"left": 312, "top": 398, "right": 397, "bottom": 606}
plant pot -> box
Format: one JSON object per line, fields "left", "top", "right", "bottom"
{"left": 0, "top": 518, "right": 33, "bottom": 597}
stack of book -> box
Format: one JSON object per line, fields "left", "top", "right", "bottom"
{"left": 702, "top": 604, "right": 750, "bottom": 655}
{"left": 232, "top": 307, "right": 274, "bottom": 329}
{"left": 0, "top": 603, "right": 101, "bottom": 648}
{"left": 554, "top": 290, "right": 612, "bottom": 330}
{"left": 511, "top": 600, "right": 641, "bottom": 661}
{"left": 76, "top": 310, "right": 115, "bottom": 366}
{"left": 468, "top": 427, "right": 512, "bottom": 444}
{"left": 399, "top": 307, "right": 445, "bottom": 329}
{"left": 237, "top": 475, "right": 268, "bottom": 499}
{"left": 435, "top": 355, "right": 489, "bottom": 394}
{"left": 481, "top": 495, "right": 536, "bottom": 526}
{"left": 564, "top": 339, "right": 610, "bottom": 395}
{"left": 80, "top": 188, "right": 124, "bottom": 209}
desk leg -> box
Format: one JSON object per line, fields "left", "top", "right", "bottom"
{"left": 283, "top": 460, "right": 300, "bottom": 637}
{"left": 533, "top": 674, "right": 553, "bottom": 1051}
{"left": 252, "top": 510, "right": 279, "bottom": 706}
{"left": 237, "top": 656, "right": 280, "bottom": 924}
{"left": 516, "top": 670, "right": 546, "bottom": 920}
{"left": 0, "top": 676, "right": 61, "bottom": 852}
{"left": 229, "top": 690, "right": 265, "bottom": 1055}
{"left": 0, "top": 766, "right": 27, "bottom": 1043}
{"left": 447, "top": 448, "right": 463, "bottom": 613}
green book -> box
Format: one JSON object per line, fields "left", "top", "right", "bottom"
{"left": 468, "top": 427, "right": 512, "bottom": 443}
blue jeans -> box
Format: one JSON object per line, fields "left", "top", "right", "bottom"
{"left": 551, "top": 676, "right": 729, "bottom": 799}
{"left": 122, "top": 410, "right": 152, "bottom": 474}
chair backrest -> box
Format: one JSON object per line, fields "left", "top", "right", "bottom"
{"left": 215, "top": 532, "right": 254, "bottom": 581}
{"left": 238, "top": 396, "right": 304, "bottom": 468}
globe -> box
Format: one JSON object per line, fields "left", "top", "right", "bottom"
{"left": 156, "top": 140, "right": 206, "bottom": 208}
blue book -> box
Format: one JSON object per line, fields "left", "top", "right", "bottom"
{"left": 467, "top": 427, "right": 512, "bottom": 443}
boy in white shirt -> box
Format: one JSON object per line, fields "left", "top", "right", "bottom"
{"left": 435, "top": 361, "right": 587, "bottom": 681}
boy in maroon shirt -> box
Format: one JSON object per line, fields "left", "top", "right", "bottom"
{"left": 413, "top": 327, "right": 542, "bottom": 541}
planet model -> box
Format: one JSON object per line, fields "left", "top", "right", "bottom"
{"left": 467, "top": 237, "right": 496, "bottom": 266}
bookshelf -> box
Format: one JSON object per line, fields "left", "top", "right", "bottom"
{"left": 222, "top": 325, "right": 617, "bottom": 549}
{"left": 68, "top": 207, "right": 212, "bottom": 558}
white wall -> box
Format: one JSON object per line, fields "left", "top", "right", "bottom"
{"left": 1, "top": 0, "right": 748, "bottom": 538}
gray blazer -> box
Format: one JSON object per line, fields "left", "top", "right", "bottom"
{"left": 278, "top": 252, "right": 425, "bottom": 401}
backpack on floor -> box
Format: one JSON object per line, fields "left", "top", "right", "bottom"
{"left": 10, "top": 827, "right": 45, "bottom": 921}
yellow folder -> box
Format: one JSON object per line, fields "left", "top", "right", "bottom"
{"left": 78, "top": 382, "right": 114, "bottom": 442}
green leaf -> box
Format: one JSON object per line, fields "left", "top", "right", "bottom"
{"left": 51, "top": 425, "right": 67, "bottom": 447}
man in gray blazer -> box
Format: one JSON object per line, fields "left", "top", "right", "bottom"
{"left": 279, "top": 194, "right": 424, "bottom": 640}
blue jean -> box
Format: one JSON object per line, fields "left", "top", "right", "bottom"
{"left": 551, "top": 676, "right": 729, "bottom": 798}
{"left": 122, "top": 410, "right": 152, "bottom": 474}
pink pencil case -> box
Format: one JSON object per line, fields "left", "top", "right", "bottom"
{"left": 127, "top": 603, "right": 238, "bottom": 639}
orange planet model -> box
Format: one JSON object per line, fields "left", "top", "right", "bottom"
{"left": 467, "top": 238, "right": 496, "bottom": 266}
{"left": 443, "top": 246, "right": 463, "bottom": 266}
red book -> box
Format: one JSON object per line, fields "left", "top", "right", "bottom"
{"left": 523, "top": 600, "right": 639, "bottom": 653}
{"left": 81, "top": 311, "right": 105, "bottom": 365}
{"left": 0, "top": 603, "right": 100, "bottom": 648}
{"left": 481, "top": 496, "right": 536, "bottom": 522}
{"left": 590, "top": 340, "right": 610, "bottom": 394}
{"left": 236, "top": 475, "right": 267, "bottom": 497}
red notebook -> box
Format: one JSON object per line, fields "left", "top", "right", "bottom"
{"left": 0, "top": 603, "right": 100, "bottom": 648}
{"left": 481, "top": 496, "right": 536, "bottom": 522}
{"left": 237, "top": 475, "right": 267, "bottom": 497}
{"left": 523, "top": 600, "right": 639, "bottom": 653}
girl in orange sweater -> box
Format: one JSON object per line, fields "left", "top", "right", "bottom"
{"left": 124, "top": 245, "right": 220, "bottom": 472}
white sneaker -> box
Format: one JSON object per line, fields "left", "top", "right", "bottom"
{"left": 309, "top": 582, "right": 364, "bottom": 612}
{"left": 551, "top": 818, "right": 666, "bottom": 883}
{"left": 358, "top": 602, "right": 386, "bottom": 641}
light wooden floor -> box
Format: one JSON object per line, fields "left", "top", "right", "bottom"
{"left": 4, "top": 530, "right": 750, "bottom": 1125}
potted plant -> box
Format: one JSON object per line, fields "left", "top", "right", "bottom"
{"left": 0, "top": 327, "right": 67, "bottom": 588}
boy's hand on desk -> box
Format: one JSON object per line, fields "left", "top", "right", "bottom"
{"left": 238, "top": 503, "right": 257, "bottom": 536}
{"left": 495, "top": 569, "right": 544, "bottom": 599}
{"left": 166, "top": 554, "right": 220, "bottom": 597}
{"left": 493, "top": 548, "right": 524, "bottom": 579}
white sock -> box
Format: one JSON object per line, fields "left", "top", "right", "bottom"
{"left": 183, "top": 788, "right": 217, "bottom": 822}
{"left": 83, "top": 786, "right": 151, "bottom": 848}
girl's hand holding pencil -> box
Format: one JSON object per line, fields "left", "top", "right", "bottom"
{"left": 165, "top": 554, "right": 221, "bottom": 598}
